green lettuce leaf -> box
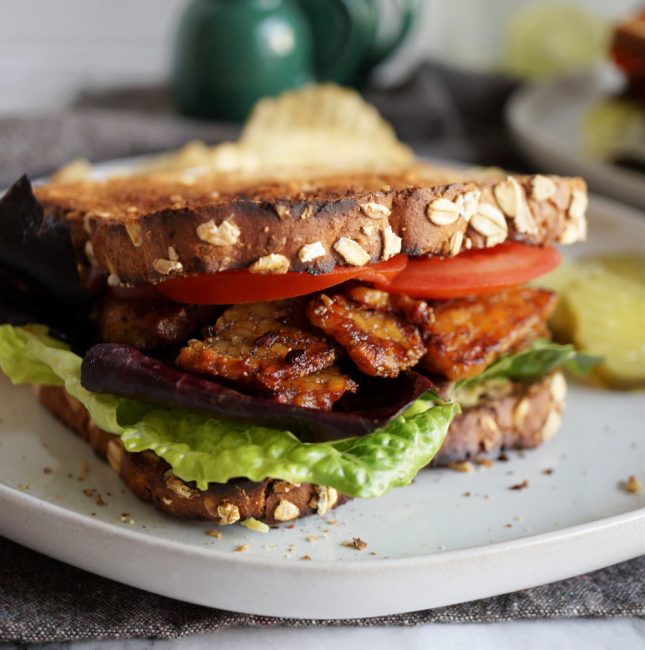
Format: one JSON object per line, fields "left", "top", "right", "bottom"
{"left": 0, "top": 324, "right": 458, "bottom": 498}
{"left": 456, "top": 339, "right": 601, "bottom": 392}
{"left": 0, "top": 324, "right": 67, "bottom": 386}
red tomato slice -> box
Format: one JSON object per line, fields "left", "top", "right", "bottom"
{"left": 370, "top": 242, "right": 561, "bottom": 299}
{"left": 156, "top": 255, "right": 409, "bottom": 304}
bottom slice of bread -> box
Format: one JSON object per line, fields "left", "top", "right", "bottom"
{"left": 35, "top": 371, "right": 565, "bottom": 525}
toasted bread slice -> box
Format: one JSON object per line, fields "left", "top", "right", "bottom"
{"left": 35, "top": 165, "right": 587, "bottom": 285}
{"left": 36, "top": 371, "right": 564, "bottom": 524}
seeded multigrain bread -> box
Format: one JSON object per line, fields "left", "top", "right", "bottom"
{"left": 35, "top": 165, "right": 588, "bottom": 285}
{"left": 35, "top": 385, "right": 346, "bottom": 525}
{"left": 35, "top": 372, "right": 565, "bottom": 524}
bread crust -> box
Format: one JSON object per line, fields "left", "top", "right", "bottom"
{"left": 34, "top": 372, "right": 564, "bottom": 524}
{"left": 35, "top": 167, "right": 587, "bottom": 284}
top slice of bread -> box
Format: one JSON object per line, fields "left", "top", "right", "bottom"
{"left": 35, "top": 163, "right": 588, "bottom": 285}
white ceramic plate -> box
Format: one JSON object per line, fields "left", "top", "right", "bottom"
{"left": 507, "top": 70, "right": 645, "bottom": 210}
{"left": 0, "top": 190, "right": 644, "bottom": 619}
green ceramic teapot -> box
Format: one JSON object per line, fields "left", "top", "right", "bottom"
{"left": 173, "top": 0, "right": 418, "bottom": 122}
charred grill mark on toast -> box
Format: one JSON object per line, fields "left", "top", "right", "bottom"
{"left": 306, "top": 291, "right": 426, "bottom": 378}
{"left": 419, "top": 288, "right": 557, "bottom": 381}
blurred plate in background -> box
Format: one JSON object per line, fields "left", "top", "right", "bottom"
{"left": 507, "top": 70, "right": 645, "bottom": 210}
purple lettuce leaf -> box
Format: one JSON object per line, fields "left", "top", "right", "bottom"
{"left": 81, "top": 343, "right": 436, "bottom": 441}
{"left": 0, "top": 177, "right": 97, "bottom": 350}
{"left": 0, "top": 176, "right": 89, "bottom": 301}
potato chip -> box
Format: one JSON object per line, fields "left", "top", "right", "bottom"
{"left": 129, "top": 84, "right": 413, "bottom": 180}
{"left": 239, "top": 83, "right": 413, "bottom": 171}
{"left": 49, "top": 158, "right": 93, "bottom": 183}
{"left": 139, "top": 140, "right": 261, "bottom": 180}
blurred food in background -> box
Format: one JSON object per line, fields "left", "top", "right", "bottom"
{"left": 152, "top": 84, "right": 413, "bottom": 175}
{"left": 583, "top": 99, "right": 645, "bottom": 170}
{"left": 583, "top": 11, "right": 645, "bottom": 172}
{"left": 53, "top": 84, "right": 414, "bottom": 182}
{"left": 505, "top": 6, "right": 645, "bottom": 208}
{"left": 52, "top": 83, "right": 511, "bottom": 188}
{"left": 611, "top": 10, "right": 645, "bottom": 102}
{"left": 502, "top": 3, "right": 609, "bottom": 79}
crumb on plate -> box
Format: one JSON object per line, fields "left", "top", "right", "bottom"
{"left": 342, "top": 537, "right": 368, "bottom": 551}
{"left": 447, "top": 461, "right": 473, "bottom": 473}
{"left": 620, "top": 475, "right": 643, "bottom": 495}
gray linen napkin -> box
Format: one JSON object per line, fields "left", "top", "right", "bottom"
{"left": 0, "top": 70, "right": 642, "bottom": 643}
{"left": 0, "top": 106, "right": 238, "bottom": 188}
{"left": 0, "top": 537, "right": 643, "bottom": 644}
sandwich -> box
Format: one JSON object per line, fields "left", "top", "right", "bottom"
{"left": 0, "top": 163, "right": 595, "bottom": 526}
{"left": 0, "top": 87, "right": 595, "bottom": 527}
{"left": 611, "top": 10, "right": 645, "bottom": 105}
{"left": 583, "top": 11, "right": 645, "bottom": 171}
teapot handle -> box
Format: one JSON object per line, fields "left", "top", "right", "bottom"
{"left": 366, "top": 0, "right": 419, "bottom": 68}
{"left": 300, "top": 0, "right": 378, "bottom": 85}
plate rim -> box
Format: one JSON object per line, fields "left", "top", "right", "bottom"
{"left": 2, "top": 482, "right": 644, "bottom": 572}
{"left": 2, "top": 482, "right": 644, "bottom": 618}
{"left": 506, "top": 72, "right": 645, "bottom": 209}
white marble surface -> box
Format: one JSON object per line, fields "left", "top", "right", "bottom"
{"left": 3, "top": 619, "right": 644, "bottom": 649}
